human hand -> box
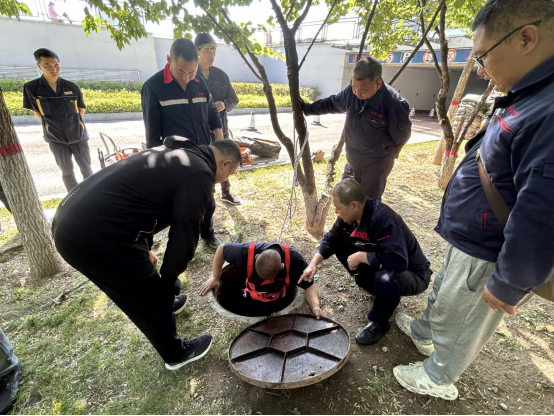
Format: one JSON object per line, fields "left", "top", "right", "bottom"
{"left": 311, "top": 306, "right": 325, "bottom": 320}
{"left": 215, "top": 101, "right": 226, "bottom": 112}
{"left": 148, "top": 251, "right": 158, "bottom": 267}
{"left": 198, "top": 277, "right": 220, "bottom": 296}
{"left": 482, "top": 284, "right": 517, "bottom": 315}
{"left": 347, "top": 252, "right": 364, "bottom": 271}
{"left": 299, "top": 264, "right": 317, "bottom": 284}
{"left": 296, "top": 97, "right": 306, "bottom": 112}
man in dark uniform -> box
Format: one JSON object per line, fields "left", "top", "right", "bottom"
{"left": 301, "top": 178, "right": 431, "bottom": 345}
{"left": 300, "top": 57, "right": 411, "bottom": 200}
{"left": 141, "top": 38, "right": 223, "bottom": 249}
{"left": 52, "top": 138, "right": 241, "bottom": 371}
{"left": 197, "top": 242, "right": 322, "bottom": 318}
{"left": 22, "top": 48, "right": 93, "bottom": 192}
{"left": 195, "top": 33, "right": 241, "bottom": 206}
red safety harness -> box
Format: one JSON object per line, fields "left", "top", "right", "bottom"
{"left": 243, "top": 243, "right": 291, "bottom": 302}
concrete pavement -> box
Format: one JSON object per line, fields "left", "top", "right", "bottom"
{"left": 12, "top": 112, "right": 440, "bottom": 201}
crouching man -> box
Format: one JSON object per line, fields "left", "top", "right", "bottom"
{"left": 53, "top": 137, "right": 241, "bottom": 371}
{"left": 198, "top": 242, "right": 323, "bottom": 318}
{"left": 301, "top": 178, "right": 432, "bottom": 345}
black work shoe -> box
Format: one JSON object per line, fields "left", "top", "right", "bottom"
{"left": 355, "top": 322, "right": 390, "bottom": 345}
{"left": 203, "top": 234, "right": 222, "bottom": 250}
{"left": 0, "top": 363, "right": 21, "bottom": 415}
{"left": 221, "top": 193, "right": 241, "bottom": 205}
{"left": 165, "top": 333, "right": 213, "bottom": 371}
{"left": 173, "top": 294, "right": 188, "bottom": 315}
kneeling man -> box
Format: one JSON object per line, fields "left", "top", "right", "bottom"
{"left": 302, "top": 178, "right": 432, "bottom": 345}
{"left": 198, "top": 242, "right": 322, "bottom": 318}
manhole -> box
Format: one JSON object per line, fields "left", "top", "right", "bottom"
{"left": 228, "top": 314, "right": 351, "bottom": 389}
{"left": 210, "top": 264, "right": 305, "bottom": 324}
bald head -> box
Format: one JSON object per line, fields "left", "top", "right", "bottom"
{"left": 255, "top": 249, "right": 283, "bottom": 280}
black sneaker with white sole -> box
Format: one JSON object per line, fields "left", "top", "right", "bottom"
{"left": 173, "top": 294, "right": 188, "bottom": 315}
{"left": 165, "top": 333, "right": 213, "bottom": 371}
{"left": 221, "top": 194, "right": 241, "bottom": 205}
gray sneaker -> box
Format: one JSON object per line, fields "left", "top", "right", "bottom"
{"left": 395, "top": 313, "right": 435, "bottom": 357}
{"left": 165, "top": 333, "right": 212, "bottom": 371}
{"left": 393, "top": 362, "right": 459, "bottom": 401}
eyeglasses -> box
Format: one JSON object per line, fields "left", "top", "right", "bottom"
{"left": 473, "top": 20, "right": 541, "bottom": 69}
{"left": 201, "top": 45, "right": 217, "bottom": 51}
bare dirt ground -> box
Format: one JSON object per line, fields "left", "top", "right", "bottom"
{"left": 0, "top": 142, "right": 552, "bottom": 415}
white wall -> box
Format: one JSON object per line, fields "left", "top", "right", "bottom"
{"left": 1, "top": 17, "right": 158, "bottom": 81}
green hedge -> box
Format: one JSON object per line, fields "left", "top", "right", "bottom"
{"left": 2, "top": 77, "right": 319, "bottom": 116}
{"left": 0, "top": 78, "right": 320, "bottom": 99}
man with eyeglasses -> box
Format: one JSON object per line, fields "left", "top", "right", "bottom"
{"left": 393, "top": 0, "right": 554, "bottom": 401}
{"left": 300, "top": 56, "right": 411, "bottom": 200}
{"left": 195, "top": 33, "right": 241, "bottom": 206}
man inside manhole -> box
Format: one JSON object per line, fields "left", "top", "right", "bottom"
{"left": 198, "top": 242, "right": 322, "bottom": 318}
{"left": 301, "top": 178, "right": 432, "bottom": 345}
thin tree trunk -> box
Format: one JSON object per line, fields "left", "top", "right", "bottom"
{"left": 0, "top": 87, "right": 64, "bottom": 278}
{"left": 437, "top": 82, "right": 493, "bottom": 188}
{"left": 432, "top": 53, "right": 475, "bottom": 165}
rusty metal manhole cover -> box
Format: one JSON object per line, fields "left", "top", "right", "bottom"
{"left": 228, "top": 314, "right": 351, "bottom": 389}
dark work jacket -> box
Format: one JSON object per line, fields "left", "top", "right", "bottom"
{"left": 141, "top": 64, "right": 222, "bottom": 148}
{"left": 22, "top": 75, "right": 88, "bottom": 144}
{"left": 435, "top": 54, "right": 554, "bottom": 306}
{"left": 52, "top": 137, "right": 215, "bottom": 283}
{"left": 198, "top": 66, "right": 239, "bottom": 139}
{"left": 223, "top": 242, "right": 313, "bottom": 300}
{"left": 303, "top": 83, "right": 411, "bottom": 169}
{"left": 318, "top": 198, "right": 430, "bottom": 274}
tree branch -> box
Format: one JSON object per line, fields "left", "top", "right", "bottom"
{"left": 196, "top": 2, "right": 264, "bottom": 82}
{"left": 269, "top": 0, "right": 288, "bottom": 31}
{"left": 423, "top": 36, "right": 442, "bottom": 76}
{"left": 285, "top": 0, "right": 297, "bottom": 21}
{"left": 292, "top": 0, "right": 313, "bottom": 33}
{"left": 299, "top": 0, "right": 338, "bottom": 71}
{"left": 387, "top": 0, "right": 443, "bottom": 85}
{"left": 357, "top": 0, "right": 379, "bottom": 61}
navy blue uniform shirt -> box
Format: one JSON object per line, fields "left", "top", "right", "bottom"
{"left": 436, "top": 54, "right": 554, "bottom": 306}
{"left": 318, "top": 198, "right": 430, "bottom": 274}
{"left": 223, "top": 242, "right": 313, "bottom": 295}
{"left": 303, "top": 83, "right": 411, "bottom": 169}
{"left": 198, "top": 66, "right": 239, "bottom": 139}
{"left": 141, "top": 64, "right": 222, "bottom": 148}
{"left": 22, "top": 75, "right": 88, "bottom": 144}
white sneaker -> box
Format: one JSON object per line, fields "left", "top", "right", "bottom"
{"left": 393, "top": 362, "right": 459, "bottom": 401}
{"left": 395, "top": 312, "right": 435, "bottom": 357}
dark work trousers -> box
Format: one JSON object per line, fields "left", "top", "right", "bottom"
{"left": 200, "top": 192, "right": 216, "bottom": 239}
{"left": 220, "top": 179, "right": 231, "bottom": 196}
{"left": 0, "top": 181, "right": 11, "bottom": 213}
{"left": 342, "top": 156, "right": 395, "bottom": 201}
{"left": 53, "top": 232, "right": 187, "bottom": 365}
{"left": 334, "top": 247, "right": 431, "bottom": 330}
{"left": 49, "top": 141, "right": 93, "bottom": 192}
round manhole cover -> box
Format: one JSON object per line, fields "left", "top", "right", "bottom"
{"left": 228, "top": 314, "right": 351, "bottom": 389}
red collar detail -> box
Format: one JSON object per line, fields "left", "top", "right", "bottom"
{"left": 163, "top": 63, "right": 174, "bottom": 84}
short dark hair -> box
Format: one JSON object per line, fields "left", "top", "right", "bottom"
{"left": 34, "top": 48, "right": 59, "bottom": 63}
{"left": 352, "top": 56, "right": 382, "bottom": 82}
{"left": 255, "top": 249, "right": 282, "bottom": 279}
{"left": 170, "top": 38, "right": 198, "bottom": 61}
{"left": 333, "top": 178, "right": 366, "bottom": 205}
{"left": 209, "top": 139, "right": 242, "bottom": 166}
{"left": 194, "top": 33, "right": 215, "bottom": 49}
{"left": 472, "top": 0, "right": 554, "bottom": 38}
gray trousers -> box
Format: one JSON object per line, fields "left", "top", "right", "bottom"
{"left": 410, "top": 244, "right": 504, "bottom": 385}
{"left": 49, "top": 141, "right": 93, "bottom": 192}
{"left": 0, "top": 329, "right": 18, "bottom": 378}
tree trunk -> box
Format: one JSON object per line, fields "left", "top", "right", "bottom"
{"left": 0, "top": 87, "right": 64, "bottom": 278}
{"left": 432, "top": 53, "right": 475, "bottom": 165}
